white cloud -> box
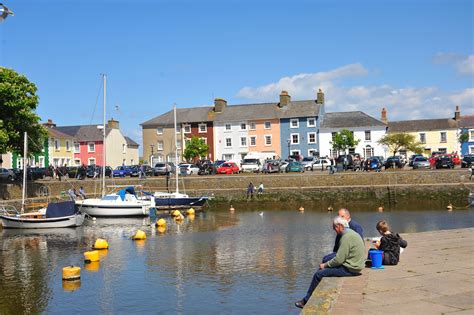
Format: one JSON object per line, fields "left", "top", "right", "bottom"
{"left": 457, "top": 55, "right": 474, "bottom": 75}
{"left": 235, "top": 64, "right": 474, "bottom": 121}
{"left": 434, "top": 52, "right": 474, "bottom": 75}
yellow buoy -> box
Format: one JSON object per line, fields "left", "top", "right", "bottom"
{"left": 93, "top": 238, "right": 109, "bottom": 250}
{"left": 157, "top": 226, "right": 166, "bottom": 233}
{"left": 172, "top": 210, "right": 181, "bottom": 217}
{"left": 62, "top": 266, "right": 81, "bottom": 281}
{"left": 187, "top": 208, "right": 195, "bottom": 215}
{"left": 156, "top": 218, "right": 167, "bottom": 227}
{"left": 299, "top": 206, "right": 304, "bottom": 212}
{"left": 327, "top": 206, "right": 333, "bottom": 212}
{"left": 84, "top": 261, "right": 100, "bottom": 272}
{"left": 447, "top": 204, "right": 453, "bottom": 211}
{"left": 134, "top": 239, "right": 146, "bottom": 248}
{"left": 175, "top": 213, "right": 184, "bottom": 221}
{"left": 84, "top": 250, "right": 100, "bottom": 263}
{"left": 378, "top": 206, "right": 384, "bottom": 212}
{"left": 62, "top": 280, "right": 81, "bottom": 291}
{"left": 188, "top": 213, "right": 195, "bottom": 221}
{"left": 98, "top": 249, "right": 108, "bottom": 259}
{"left": 229, "top": 205, "right": 235, "bottom": 212}
{"left": 132, "top": 230, "right": 147, "bottom": 240}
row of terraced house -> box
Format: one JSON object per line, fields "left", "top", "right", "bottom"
{"left": 141, "top": 89, "right": 473, "bottom": 164}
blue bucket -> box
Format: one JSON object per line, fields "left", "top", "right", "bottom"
{"left": 369, "top": 250, "right": 384, "bottom": 269}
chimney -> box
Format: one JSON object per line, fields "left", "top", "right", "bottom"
{"left": 381, "top": 108, "right": 388, "bottom": 123}
{"left": 107, "top": 118, "right": 119, "bottom": 129}
{"left": 316, "top": 89, "right": 325, "bottom": 104}
{"left": 214, "top": 98, "right": 227, "bottom": 113}
{"left": 43, "top": 119, "right": 56, "bottom": 128}
{"left": 454, "top": 105, "right": 461, "bottom": 121}
{"left": 279, "top": 91, "right": 291, "bottom": 107}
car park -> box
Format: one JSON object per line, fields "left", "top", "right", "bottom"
{"left": 461, "top": 155, "right": 474, "bottom": 168}
{"left": 262, "top": 160, "right": 282, "bottom": 173}
{"left": 412, "top": 156, "right": 430, "bottom": 169}
{"left": 217, "top": 162, "right": 240, "bottom": 174}
{"left": 435, "top": 156, "right": 454, "bottom": 169}
{"left": 179, "top": 164, "right": 200, "bottom": 175}
{"left": 0, "top": 168, "right": 15, "bottom": 181}
{"left": 286, "top": 161, "right": 304, "bottom": 173}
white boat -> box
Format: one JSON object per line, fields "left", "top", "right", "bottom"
{"left": 76, "top": 186, "right": 152, "bottom": 217}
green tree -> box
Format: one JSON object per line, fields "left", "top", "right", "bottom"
{"left": 459, "top": 130, "right": 469, "bottom": 146}
{"left": 183, "top": 136, "right": 209, "bottom": 162}
{"left": 331, "top": 129, "right": 360, "bottom": 155}
{"left": 378, "top": 133, "right": 423, "bottom": 156}
{"left": 0, "top": 67, "right": 47, "bottom": 154}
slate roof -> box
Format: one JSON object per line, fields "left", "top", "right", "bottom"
{"left": 320, "top": 111, "right": 386, "bottom": 129}
{"left": 47, "top": 128, "right": 74, "bottom": 139}
{"left": 141, "top": 100, "right": 322, "bottom": 126}
{"left": 56, "top": 125, "right": 111, "bottom": 142}
{"left": 387, "top": 118, "right": 458, "bottom": 132}
{"left": 459, "top": 115, "right": 474, "bottom": 128}
{"left": 124, "top": 136, "right": 139, "bottom": 147}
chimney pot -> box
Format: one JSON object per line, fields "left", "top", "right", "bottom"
{"left": 107, "top": 118, "right": 119, "bottom": 129}
{"left": 454, "top": 106, "right": 461, "bottom": 121}
{"left": 214, "top": 98, "right": 227, "bottom": 113}
{"left": 279, "top": 91, "right": 291, "bottom": 107}
{"left": 381, "top": 108, "right": 388, "bottom": 123}
{"left": 316, "top": 89, "right": 325, "bottom": 104}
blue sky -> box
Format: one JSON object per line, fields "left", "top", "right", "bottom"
{"left": 1, "top": 0, "right": 472, "bottom": 154}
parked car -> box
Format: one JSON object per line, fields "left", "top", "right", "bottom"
{"left": 66, "top": 166, "right": 81, "bottom": 179}
{"left": 384, "top": 156, "right": 405, "bottom": 169}
{"left": 214, "top": 160, "right": 226, "bottom": 168}
{"left": 336, "top": 155, "right": 361, "bottom": 171}
{"left": 461, "top": 155, "right": 474, "bottom": 168}
{"left": 179, "top": 164, "right": 200, "bottom": 175}
{"left": 86, "top": 165, "right": 112, "bottom": 178}
{"left": 198, "top": 161, "right": 217, "bottom": 175}
{"left": 153, "top": 162, "right": 175, "bottom": 176}
{"left": 286, "top": 161, "right": 304, "bottom": 173}
{"left": 412, "top": 156, "right": 430, "bottom": 169}
{"left": 364, "top": 157, "right": 382, "bottom": 171}
{"left": 312, "top": 158, "right": 331, "bottom": 171}
{"left": 301, "top": 157, "right": 317, "bottom": 170}
{"left": 112, "top": 166, "right": 133, "bottom": 177}
{"left": 0, "top": 168, "right": 15, "bottom": 181}
{"left": 240, "top": 158, "right": 263, "bottom": 173}
{"left": 217, "top": 162, "right": 240, "bottom": 174}
{"left": 279, "top": 159, "right": 293, "bottom": 170}
{"left": 373, "top": 156, "right": 385, "bottom": 166}
{"left": 262, "top": 160, "right": 281, "bottom": 173}
{"left": 408, "top": 154, "right": 424, "bottom": 167}
{"left": 12, "top": 167, "right": 46, "bottom": 180}
{"left": 435, "top": 156, "right": 454, "bottom": 169}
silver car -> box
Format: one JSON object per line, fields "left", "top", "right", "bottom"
{"left": 412, "top": 156, "right": 430, "bottom": 169}
{"left": 0, "top": 168, "right": 15, "bottom": 181}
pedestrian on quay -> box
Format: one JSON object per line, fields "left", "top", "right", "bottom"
{"left": 139, "top": 164, "right": 146, "bottom": 179}
{"left": 257, "top": 182, "right": 264, "bottom": 197}
{"left": 79, "top": 186, "right": 86, "bottom": 199}
{"left": 55, "top": 166, "right": 62, "bottom": 181}
{"left": 67, "top": 188, "right": 77, "bottom": 201}
{"left": 246, "top": 182, "right": 254, "bottom": 199}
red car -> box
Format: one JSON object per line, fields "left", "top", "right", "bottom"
{"left": 429, "top": 153, "right": 461, "bottom": 168}
{"left": 217, "top": 162, "right": 240, "bottom": 174}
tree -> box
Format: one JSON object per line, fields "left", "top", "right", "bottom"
{"left": 183, "top": 136, "right": 209, "bottom": 162}
{"left": 378, "top": 133, "right": 423, "bottom": 156}
{"left": 459, "top": 130, "right": 469, "bottom": 145}
{"left": 0, "top": 67, "right": 47, "bottom": 154}
{"left": 331, "top": 129, "right": 360, "bottom": 155}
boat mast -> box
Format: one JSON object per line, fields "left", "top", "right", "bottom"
{"left": 173, "top": 104, "right": 179, "bottom": 194}
{"left": 21, "top": 131, "right": 27, "bottom": 213}
{"left": 102, "top": 74, "right": 107, "bottom": 197}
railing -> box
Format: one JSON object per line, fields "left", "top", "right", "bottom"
{"left": 0, "top": 204, "right": 20, "bottom": 216}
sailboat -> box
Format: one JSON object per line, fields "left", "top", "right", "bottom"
{"left": 75, "top": 74, "right": 153, "bottom": 217}
{"left": 0, "top": 133, "right": 85, "bottom": 228}
{"left": 153, "top": 105, "right": 209, "bottom": 209}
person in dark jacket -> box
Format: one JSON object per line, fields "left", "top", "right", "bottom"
{"left": 371, "top": 220, "right": 408, "bottom": 265}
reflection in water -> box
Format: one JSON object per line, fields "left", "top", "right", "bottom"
{"left": 0, "top": 208, "right": 473, "bottom": 314}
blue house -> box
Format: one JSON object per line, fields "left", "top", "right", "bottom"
{"left": 459, "top": 115, "right": 474, "bottom": 156}
{"left": 279, "top": 90, "right": 325, "bottom": 159}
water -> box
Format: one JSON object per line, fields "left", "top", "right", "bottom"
{"left": 1, "top": 208, "right": 473, "bottom": 314}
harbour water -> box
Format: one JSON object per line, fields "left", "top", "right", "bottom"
{"left": 1, "top": 208, "right": 473, "bottom": 314}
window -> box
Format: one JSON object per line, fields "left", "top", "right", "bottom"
{"left": 307, "top": 118, "right": 316, "bottom": 127}
{"left": 249, "top": 122, "right": 256, "bottom": 130}
{"left": 264, "top": 135, "right": 272, "bottom": 146}
{"left": 348, "top": 148, "right": 356, "bottom": 154}
{"left": 290, "top": 119, "right": 299, "bottom": 128}
{"left": 54, "top": 139, "right": 60, "bottom": 151}
{"left": 74, "top": 159, "right": 81, "bottom": 166}
{"left": 440, "top": 132, "right": 447, "bottom": 143}
{"left": 177, "top": 140, "right": 182, "bottom": 150}
{"left": 470, "top": 130, "right": 474, "bottom": 141}
{"left": 66, "top": 140, "right": 71, "bottom": 151}
{"left": 74, "top": 142, "right": 80, "bottom": 153}
{"left": 240, "top": 137, "right": 247, "bottom": 147}
{"left": 419, "top": 133, "right": 426, "bottom": 144}
{"left": 469, "top": 146, "right": 474, "bottom": 154}
{"left": 438, "top": 148, "right": 447, "bottom": 153}
{"left": 264, "top": 121, "right": 271, "bottom": 129}
{"left": 122, "top": 144, "right": 126, "bottom": 154}
{"left": 183, "top": 124, "right": 191, "bottom": 134}
{"left": 225, "top": 138, "right": 232, "bottom": 147}
{"left": 176, "top": 125, "right": 181, "bottom": 133}
{"left": 330, "top": 149, "right": 338, "bottom": 158}
{"left": 332, "top": 132, "right": 337, "bottom": 141}
{"left": 200, "top": 137, "right": 207, "bottom": 144}
{"left": 156, "top": 127, "right": 163, "bottom": 135}
{"left": 250, "top": 136, "right": 257, "bottom": 146}
{"left": 291, "top": 150, "right": 300, "bottom": 156}
{"left": 364, "top": 145, "right": 374, "bottom": 158}
{"left": 88, "top": 142, "right": 95, "bottom": 152}
{"left": 38, "top": 157, "right": 45, "bottom": 168}
{"left": 88, "top": 158, "right": 96, "bottom": 166}
{"left": 308, "top": 149, "right": 317, "bottom": 157}
{"left": 53, "top": 158, "right": 59, "bottom": 166}
{"left": 157, "top": 141, "right": 164, "bottom": 151}
{"left": 198, "top": 123, "right": 207, "bottom": 133}
{"left": 223, "top": 154, "right": 233, "bottom": 160}
{"left": 365, "top": 130, "right": 371, "bottom": 141}
{"left": 240, "top": 123, "right": 247, "bottom": 130}
{"left": 225, "top": 124, "right": 231, "bottom": 131}
{"left": 307, "top": 132, "right": 316, "bottom": 144}
{"left": 291, "top": 133, "right": 299, "bottom": 144}
{"left": 155, "top": 154, "right": 164, "bottom": 163}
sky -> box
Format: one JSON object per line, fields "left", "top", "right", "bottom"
{"left": 1, "top": 0, "right": 473, "bottom": 155}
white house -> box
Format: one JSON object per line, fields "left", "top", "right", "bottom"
{"left": 319, "top": 111, "right": 387, "bottom": 158}
{"left": 214, "top": 121, "right": 249, "bottom": 162}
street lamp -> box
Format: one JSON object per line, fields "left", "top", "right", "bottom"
{"left": 150, "top": 144, "right": 155, "bottom": 165}
{"left": 287, "top": 139, "right": 291, "bottom": 159}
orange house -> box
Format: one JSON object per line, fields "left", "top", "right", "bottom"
{"left": 247, "top": 119, "right": 281, "bottom": 158}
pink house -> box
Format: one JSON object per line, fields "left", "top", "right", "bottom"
{"left": 56, "top": 125, "right": 106, "bottom": 166}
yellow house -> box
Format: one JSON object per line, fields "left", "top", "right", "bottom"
{"left": 44, "top": 120, "right": 75, "bottom": 167}
{"left": 386, "top": 107, "right": 460, "bottom": 156}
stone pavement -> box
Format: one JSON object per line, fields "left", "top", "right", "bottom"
{"left": 302, "top": 228, "right": 474, "bottom": 314}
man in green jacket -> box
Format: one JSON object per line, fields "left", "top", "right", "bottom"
{"left": 295, "top": 217, "right": 365, "bottom": 309}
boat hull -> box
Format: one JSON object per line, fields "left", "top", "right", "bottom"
{"left": 0, "top": 213, "right": 85, "bottom": 229}
{"left": 154, "top": 197, "right": 208, "bottom": 209}
{"left": 77, "top": 199, "right": 150, "bottom": 217}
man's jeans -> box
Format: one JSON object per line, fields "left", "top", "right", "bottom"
{"left": 304, "top": 266, "right": 359, "bottom": 303}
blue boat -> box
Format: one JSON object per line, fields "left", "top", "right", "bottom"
{"left": 153, "top": 192, "right": 209, "bottom": 209}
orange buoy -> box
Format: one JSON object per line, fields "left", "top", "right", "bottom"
{"left": 298, "top": 206, "right": 304, "bottom": 212}
{"left": 62, "top": 266, "right": 81, "bottom": 281}
{"left": 84, "top": 250, "right": 100, "bottom": 263}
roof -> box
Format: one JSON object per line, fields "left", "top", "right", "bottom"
{"left": 47, "top": 128, "right": 74, "bottom": 139}
{"left": 56, "top": 125, "right": 111, "bottom": 142}
{"left": 320, "top": 111, "right": 386, "bottom": 129}
{"left": 387, "top": 118, "right": 458, "bottom": 133}
{"left": 141, "top": 100, "right": 322, "bottom": 126}
{"left": 459, "top": 115, "right": 474, "bottom": 128}
{"left": 124, "top": 136, "right": 139, "bottom": 147}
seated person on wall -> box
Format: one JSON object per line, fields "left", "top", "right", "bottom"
{"left": 322, "top": 208, "right": 364, "bottom": 263}
{"left": 295, "top": 217, "right": 365, "bottom": 309}
{"left": 367, "top": 219, "right": 408, "bottom": 266}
